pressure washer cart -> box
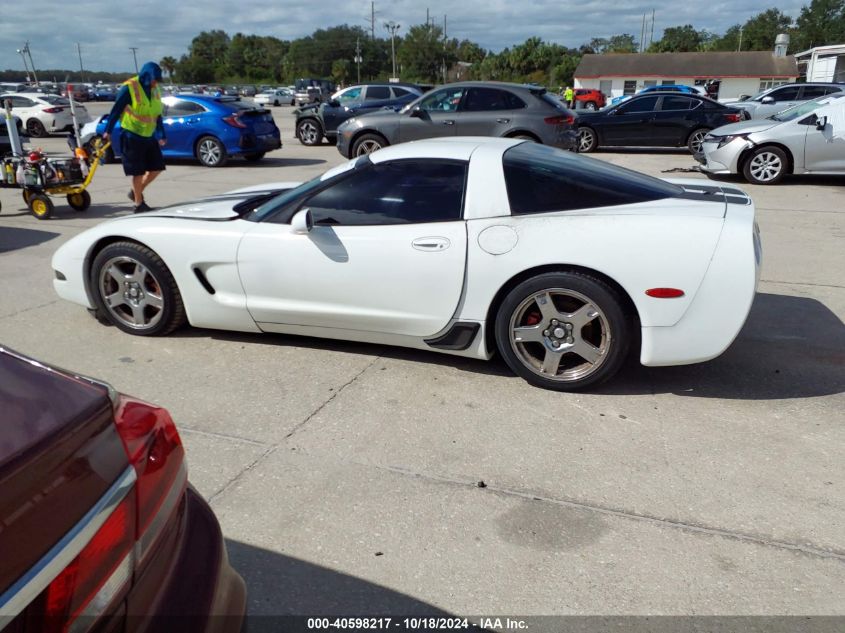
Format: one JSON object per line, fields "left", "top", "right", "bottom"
{"left": 1, "top": 95, "right": 111, "bottom": 220}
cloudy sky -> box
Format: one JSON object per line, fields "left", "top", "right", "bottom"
{"left": 3, "top": 0, "right": 807, "bottom": 74}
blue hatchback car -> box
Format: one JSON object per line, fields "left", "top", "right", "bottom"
{"left": 87, "top": 94, "right": 281, "bottom": 167}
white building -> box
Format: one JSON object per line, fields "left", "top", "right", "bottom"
{"left": 573, "top": 51, "right": 798, "bottom": 102}
{"left": 795, "top": 44, "right": 845, "bottom": 83}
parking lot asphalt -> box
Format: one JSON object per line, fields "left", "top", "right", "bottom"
{"left": 1, "top": 101, "right": 844, "bottom": 617}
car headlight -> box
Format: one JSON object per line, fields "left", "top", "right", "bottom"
{"left": 707, "top": 134, "right": 749, "bottom": 149}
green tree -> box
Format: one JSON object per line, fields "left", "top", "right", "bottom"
{"left": 159, "top": 56, "right": 177, "bottom": 83}
{"left": 606, "top": 34, "right": 638, "bottom": 53}
{"left": 740, "top": 9, "right": 794, "bottom": 50}
{"left": 793, "top": 0, "right": 845, "bottom": 49}
{"left": 649, "top": 25, "right": 702, "bottom": 52}
{"left": 188, "top": 30, "right": 231, "bottom": 78}
{"left": 397, "top": 24, "right": 456, "bottom": 82}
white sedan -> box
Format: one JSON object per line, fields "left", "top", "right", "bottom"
{"left": 51, "top": 138, "right": 760, "bottom": 390}
{"left": 254, "top": 89, "right": 294, "bottom": 107}
{"left": 0, "top": 92, "right": 90, "bottom": 137}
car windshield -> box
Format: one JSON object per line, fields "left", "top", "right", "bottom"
{"left": 770, "top": 93, "right": 845, "bottom": 121}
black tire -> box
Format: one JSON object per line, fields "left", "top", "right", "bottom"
{"left": 273, "top": 99, "right": 280, "bottom": 106}
{"left": 325, "top": 135, "right": 337, "bottom": 146}
{"left": 687, "top": 127, "right": 710, "bottom": 154}
{"left": 196, "top": 135, "right": 228, "bottom": 167}
{"left": 26, "top": 118, "right": 47, "bottom": 137}
{"left": 742, "top": 146, "right": 788, "bottom": 185}
{"left": 90, "top": 241, "right": 186, "bottom": 336}
{"left": 494, "top": 271, "right": 631, "bottom": 391}
{"left": 67, "top": 190, "right": 91, "bottom": 211}
{"left": 584, "top": 101, "right": 598, "bottom": 111}
{"left": 351, "top": 132, "right": 388, "bottom": 157}
{"left": 28, "top": 193, "right": 54, "bottom": 220}
{"left": 577, "top": 127, "right": 598, "bottom": 153}
{"left": 510, "top": 133, "right": 538, "bottom": 142}
{"left": 244, "top": 152, "right": 266, "bottom": 162}
{"left": 296, "top": 118, "right": 323, "bottom": 146}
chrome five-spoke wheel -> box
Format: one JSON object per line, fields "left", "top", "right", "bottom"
{"left": 98, "top": 256, "right": 165, "bottom": 330}
{"left": 91, "top": 242, "right": 186, "bottom": 336}
{"left": 509, "top": 289, "right": 609, "bottom": 382}
{"left": 495, "top": 272, "right": 630, "bottom": 391}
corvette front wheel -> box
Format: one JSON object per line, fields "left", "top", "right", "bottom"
{"left": 90, "top": 242, "right": 186, "bottom": 336}
{"left": 495, "top": 272, "right": 630, "bottom": 391}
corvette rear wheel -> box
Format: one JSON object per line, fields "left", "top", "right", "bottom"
{"left": 91, "top": 242, "right": 186, "bottom": 336}
{"left": 495, "top": 272, "right": 630, "bottom": 391}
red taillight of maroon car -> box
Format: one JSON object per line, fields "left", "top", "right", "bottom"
{"left": 544, "top": 114, "right": 575, "bottom": 125}
{"left": 222, "top": 114, "right": 247, "bottom": 128}
{"left": 38, "top": 396, "right": 186, "bottom": 633}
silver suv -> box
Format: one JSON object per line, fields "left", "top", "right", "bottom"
{"left": 729, "top": 83, "right": 845, "bottom": 119}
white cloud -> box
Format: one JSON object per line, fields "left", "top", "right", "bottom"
{"left": 2, "top": 0, "right": 807, "bottom": 73}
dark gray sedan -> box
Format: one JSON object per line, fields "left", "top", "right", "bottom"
{"left": 336, "top": 81, "right": 577, "bottom": 157}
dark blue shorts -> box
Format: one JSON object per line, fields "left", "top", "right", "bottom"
{"left": 120, "top": 131, "right": 166, "bottom": 176}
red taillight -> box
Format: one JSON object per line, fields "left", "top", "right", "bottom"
{"left": 645, "top": 287, "right": 685, "bottom": 298}
{"left": 545, "top": 114, "right": 575, "bottom": 125}
{"left": 43, "top": 107, "right": 64, "bottom": 113}
{"left": 223, "top": 114, "right": 247, "bottom": 128}
{"left": 37, "top": 396, "right": 185, "bottom": 632}
{"left": 724, "top": 113, "right": 741, "bottom": 123}
{"left": 113, "top": 396, "right": 185, "bottom": 538}
{"left": 42, "top": 496, "right": 136, "bottom": 632}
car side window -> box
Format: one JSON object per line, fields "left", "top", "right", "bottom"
{"left": 800, "top": 86, "right": 831, "bottom": 100}
{"left": 392, "top": 87, "right": 410, "bottom": 98}
{"left": 165, "top": 100, "right": 204, "bottom": 117}
{"left": 617, "top": 96, "right": 658, "bottom": 114}
{"left": 10, "top": 96, "right": 35, "bottom": 108}
{"left": 417, "top": 88, "right": 465, "bottom": 112}
{"left": 462, "top": 88, "right": 525, "bottom": 111}
{"left": 302, "top": 160, "right": 467, "bottom": 226}
{"left": 660, "top": 96, "right": 695, "bottom": 111}
{"left": 771, "top": 86, "right": 800, "bottom": 101}
{"left": 366, "top": 86, "right": 391, "bottom": 100}
{"left": 503, "top": 143, "right": 681, "bottom": 214}
{"left": 337, "top": 87, "right": 362, "bottom": 103}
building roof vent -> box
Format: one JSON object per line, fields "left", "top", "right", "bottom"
{"left": 774, "top": 33, "right": 790, "bottom": 57}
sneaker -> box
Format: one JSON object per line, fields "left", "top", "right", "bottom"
{"left": 133, "top": 201, "right": 153, "bottom": 213}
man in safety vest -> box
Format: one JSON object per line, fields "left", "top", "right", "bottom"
{"left": 103, "top": 62, "right": 167, "bottom": 213}
{"left": 564, "top": 86, "right": 575, "bottom": 109}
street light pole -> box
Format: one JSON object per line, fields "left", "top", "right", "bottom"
{"left": 354, "top": 37, "right": 362, "bottom": 84}
{"left": 129, "top": 47, "right": 139, "bottom": 73}
{"left": 17, "top": 48, "right": 31, "bottom": 83}
{"left": 384, "top": 21, "right": 400, "bottom": 79}
{"left": 77, "top": 42, "right": 85, "bottom": 81}
{"left": 22, "top": 42, "right": 39, "bottom": 86}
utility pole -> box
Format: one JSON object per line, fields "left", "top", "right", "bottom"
{"left": 384, "top": 22, "right": 400, "bottom": 79}
{"left": 640, "top": 14, "right": 646, "bottom": 53}
{"left": 737, "top": 25, "right": 743, "bottom": 52}
{"left": 426, "top": 8, "right": 430, "bottom": 28}
{"left": 650, "top": 9, "right": 655, "bottom": 50}
{"left": 22, "top": 42, "right": 39, "bottom": 86}
{"left": 442, "top": 14, "right": 448, "bottom": 84}
{"left": 77, "top": 43, "right": 84, "bottom": 80}
{"left": 129, "top": 47, "right": 139, "bottom": 73}
{"left": 17, "top": 47, "right": 31, "bottom": 83}
{"left": 354, "top": 37, "right": 363, "bottom": 83}
{"left": 371, "top": 2, "right": 376, "bottom": 40}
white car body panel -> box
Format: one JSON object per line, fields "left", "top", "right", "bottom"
{"left": 1, "top": 92, "right": 90, "bottom": 134}
{"left": 51, "top": 137, "right": 759, "bottom": 373}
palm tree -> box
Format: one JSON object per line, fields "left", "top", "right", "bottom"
{"left": 159, "top": 56, "right": 177, "bottom": 84}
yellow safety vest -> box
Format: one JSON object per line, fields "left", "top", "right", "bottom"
{"left": 120, "top": 76, "right": 162, "bottom": 137}
{"left": 564, "top": 88, "right": 574, "bottom": 101}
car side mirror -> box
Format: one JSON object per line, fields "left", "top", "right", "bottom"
{"left": 291, "top": 208, "right": 313, "bottom": 234}
{"left": 739, "top": 94, "right": 750, "bottom": 102}
{"left": 329, "top": 99, "right": 340, "bottom": 108}
{"left": 409, "top": 106, "right": 425, "bottom": 118}
{"left": 816, "top": 115, "right": 828, "bottom": 131}
{"left": 761, "top": 96, "right": 775, "bottom": 104}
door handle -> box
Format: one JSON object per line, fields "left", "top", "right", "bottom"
{"left": 441, "top": 120, "right": 455, "bottom": 125}
{"left": 496, "top": 118, "right": 510, "bottom": 123}
{"left": 412, "top": 237, "right": 451, "bottom": 251}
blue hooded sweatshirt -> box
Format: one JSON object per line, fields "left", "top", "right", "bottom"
{"left": 105, "top": 62, "right": 166, "bottom": 139}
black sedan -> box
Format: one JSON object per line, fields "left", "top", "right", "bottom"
{"left": 576, "top": 92, "right": 746, "bottom": 154}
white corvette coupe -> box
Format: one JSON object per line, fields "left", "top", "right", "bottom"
{"left": 52, "top": 138, "right": 761, "bottom": 391}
